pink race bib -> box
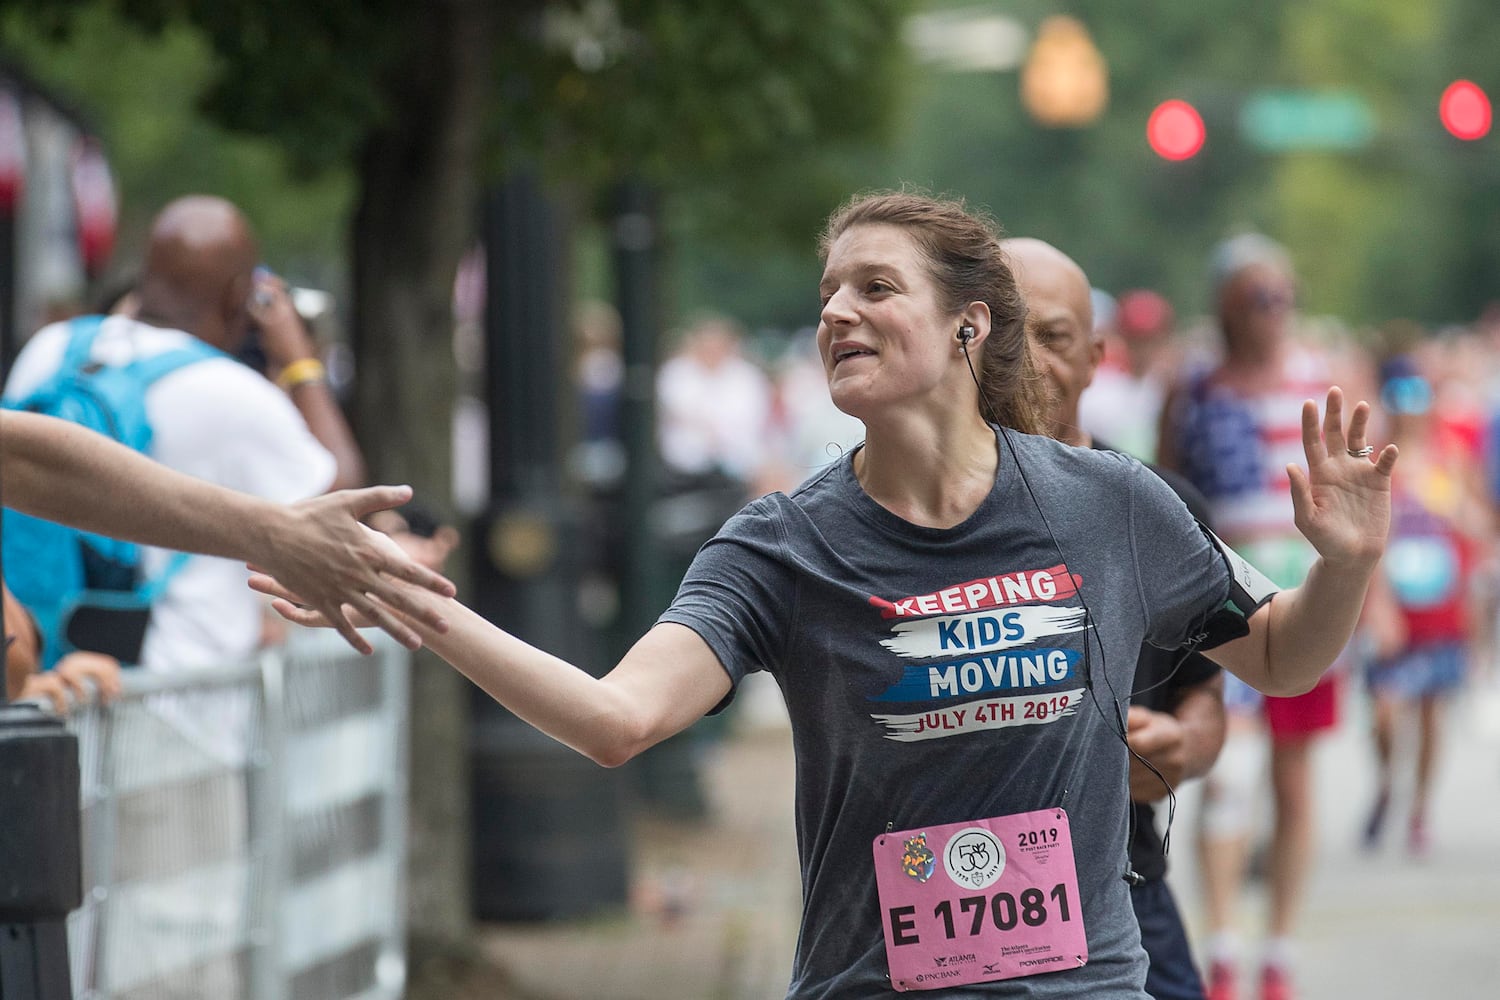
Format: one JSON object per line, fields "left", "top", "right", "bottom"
{"left": 872, "top": 809, "right": 1088, "bottom": 992}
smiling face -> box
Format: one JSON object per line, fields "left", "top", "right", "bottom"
{"left": 816, "top": 223, "right": 967, "bottom": 423}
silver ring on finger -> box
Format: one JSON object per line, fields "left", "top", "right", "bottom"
{"left": 1347, "top": 445, "right": 1375, "bottom": 458}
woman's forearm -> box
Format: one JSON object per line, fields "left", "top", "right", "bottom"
{"left": 421, "top": 599, "right": 638, "bottom": 764}
{"left": 1218, "top": 553, "right": 1378, "bottom": 696}
{"left": 410, "top": 596, "right": 728, "bottom": 767}
{"left": 1266, "top": 554, "right": 1378, "bottom": 690}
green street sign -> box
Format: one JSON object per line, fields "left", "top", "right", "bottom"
{"left": 1240, "top": 90, "right": 1377, "bottom": 151}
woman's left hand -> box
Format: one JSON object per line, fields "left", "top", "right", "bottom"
{"left": 1287, "top": 386, "right": 1399, "bottom": 569}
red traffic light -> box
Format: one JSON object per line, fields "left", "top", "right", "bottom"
{"left": 1147, "top": 100, "right": 1205, "bottom": 160}
{"left": 1439, "top": 80, "right": 1491, "bottom": 140}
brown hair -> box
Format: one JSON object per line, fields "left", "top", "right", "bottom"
{"left": 819, "top": 190, "right": 1048, "bottom": 435}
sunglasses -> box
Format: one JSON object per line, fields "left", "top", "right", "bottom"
{"left": 1246, "top": 286, "right": 1293, "bottom": 312}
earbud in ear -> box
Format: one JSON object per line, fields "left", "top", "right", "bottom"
{"left": 957, "top": 324, "right": 975, "bottom": 344}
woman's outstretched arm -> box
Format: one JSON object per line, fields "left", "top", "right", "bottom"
{"left": 255, "top": 557, "right": 734, "bottom": 766}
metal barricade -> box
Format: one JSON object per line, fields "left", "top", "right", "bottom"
{"left": 62, "top": 632, "right": 410, "bottom": 1000}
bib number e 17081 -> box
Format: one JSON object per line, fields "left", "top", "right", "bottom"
{"left": 872, "top": 809, "right": 1087, "bottom": 991}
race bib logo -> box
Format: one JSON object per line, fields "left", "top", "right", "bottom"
{"left": 901, "top": 833, "right": 937, "bottom": 883}
{"left": 943, "top": 827, "right": 1005, "bottom": 890}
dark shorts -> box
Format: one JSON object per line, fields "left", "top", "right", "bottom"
{"left": 1366, "top": 641, "right": 1466, "bottom": 699}
{"left": 1131, "top": 878, "right": 1206, "bottom": 1000}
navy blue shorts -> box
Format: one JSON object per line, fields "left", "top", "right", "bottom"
{"left": 1130, "top": 878, "right": 1206, "bottom": 1000}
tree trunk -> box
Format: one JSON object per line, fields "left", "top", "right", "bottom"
{"left": 349, "top": 0, "right": 497, "bottom": 951}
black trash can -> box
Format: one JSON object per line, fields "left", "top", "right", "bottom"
{"left": 470, "top": 711, "right": 630, "bottom": 922}
{"left": 0, "top": 705, "right": 81, "bottom": 999}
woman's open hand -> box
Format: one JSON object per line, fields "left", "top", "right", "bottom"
{"left": 1287, "top": 387, "right": 1399, "bottom": 569}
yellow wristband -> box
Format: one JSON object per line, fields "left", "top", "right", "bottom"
{"left": 275, "top": 357, "right": 327, "bottom": 391}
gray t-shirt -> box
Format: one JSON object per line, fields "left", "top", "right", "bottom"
{"left": 661, "top": 428, "right": 1231, "bottom": 999}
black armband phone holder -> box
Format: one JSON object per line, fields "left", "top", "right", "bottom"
{"left": 1187, "top": 522, "right": 1281, "bottom": 651}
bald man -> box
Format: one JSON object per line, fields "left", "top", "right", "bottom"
{"left": 4, "top": 195, "right": 361, "bottom": 671}
{"left": 1002, "top": 238, "right": 1105, "bottom": 447}
{"left": 134, "top": 196, "right": 366, "bottom": 489}
{"left": 1005, "top": 237, "right": 1227, "bottom": 1000}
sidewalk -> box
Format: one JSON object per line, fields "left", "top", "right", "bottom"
{"left": 469, "top": 675, "right": 1500, "bottom": 999}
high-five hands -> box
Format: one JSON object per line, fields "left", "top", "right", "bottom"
{"left": 249, "top": 485, "right": 453, "bottom": 653}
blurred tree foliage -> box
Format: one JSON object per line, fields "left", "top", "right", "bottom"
{"left": 0, "top": 5, "right": 354, "bottom": 287}
{"left": 2, "top": 0, "right": 910, "bottom": 415}
{"left": 666, "top": 0, "right": 1500, "bottom": 334}
{"left": 7, "top": 0, "right": 1496, "bottom": 340}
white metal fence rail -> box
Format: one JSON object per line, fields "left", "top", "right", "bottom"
{"left": 62, "top": 633, "right": 410, "bottom": 1000}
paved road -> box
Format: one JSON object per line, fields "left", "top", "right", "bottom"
{"left": 475, "top": 673, "right": 1500, "bottom": 999}
{"left": 1167, "top": 678, "right": 1500, "bottom": 999}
